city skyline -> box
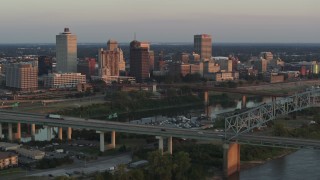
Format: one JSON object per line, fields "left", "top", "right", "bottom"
{"left": 0, "top": 0, "right": 319, "bottom": 43}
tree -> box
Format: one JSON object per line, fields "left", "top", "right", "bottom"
{"left": 172, "top": 151, "right": 191, "bottom": 180}
{"left": 128, "top": 169, "right": 145, "bottom": 180}
{"left": 114, "top": 164, "right": 128, "bottom": 180}
{"left": 272, "top": 123, "right": 288, "bottom": 136}
{"left": 313, "top": 113, "right": 320, "bottom": 124}
{"left": 94, "top": 173, "right": 105, "bottom": 180}
{"left": 148, "top": 150, "right": 172, "bottom": 180}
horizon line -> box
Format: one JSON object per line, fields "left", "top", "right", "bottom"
{"left": 1, "top": 42, "right": 320, "bottom": 45}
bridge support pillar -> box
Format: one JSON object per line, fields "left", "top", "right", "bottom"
{"left": 67, "top": 127, "right": 72, "bottom": 141}
{"left": 204, "top": 91, "right": 209, "bottom": 116}
{"left": 31, "top": 124, "right": 36, "bottom": 141}
{"left": 47, "top": 126, "right": 52, "bottom": 141}
{"left": 223, "top": 143, "right": 240, "bottom": 178}
{"left": 156, "top": 136, "right": 164, "bottom": 154}
{"left": 98, "top": 131, "right": 105, "bottom": 152}
{"left": 17, "top": 122, "right": 21, "bottom": 141}
{"left": 0, "top": 123, "right": 2, "bottom": 139}
{"left": 242, "top": 95, "right": 247, "bottom": 109}
{"left": 58, "top": 127, "right": 63, "bottom": 140}
{"left": 168, "top": 136, "right": 172, "bottom": 155}
{"left": 156, "top": 136, "right": 172, "bottom": 154}
{"left": 8, "top": 123, "right": 13, "bottom": 141}
{"left": 110, "top": 131, "right": 116, "bottom": 149}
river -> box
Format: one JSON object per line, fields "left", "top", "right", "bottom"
{"left": 238, "top": 149, "right": 320, "bottom": 180}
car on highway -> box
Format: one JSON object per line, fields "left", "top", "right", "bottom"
{"left": 161, "top": 128, "right": 166, "bottom": 131}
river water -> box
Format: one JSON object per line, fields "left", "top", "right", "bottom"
{"left": 239, "top": 149, "right": 320, "bottom": 180}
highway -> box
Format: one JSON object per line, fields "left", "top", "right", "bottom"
{"left": 1, "top": 110, "right": 320, "bottom": 149}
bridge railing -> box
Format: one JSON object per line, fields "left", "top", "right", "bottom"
{"left": 225, "top": 89, "right": 320, "bottom": 140}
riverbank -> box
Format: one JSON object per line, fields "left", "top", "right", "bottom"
{"left": 240, "top": 150, "right": 294, "bottom": 171}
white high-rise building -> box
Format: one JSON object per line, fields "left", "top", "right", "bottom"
{"left": 56, "top": 28, "right": 77, "bottom": 73}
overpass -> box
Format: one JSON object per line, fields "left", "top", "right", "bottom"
{"left": 1, "top": 88, "right": 320, "bottom": 177}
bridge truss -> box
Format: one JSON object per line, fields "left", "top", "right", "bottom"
{"left": 225, "top": 89, "right": 320, "bottom": 140}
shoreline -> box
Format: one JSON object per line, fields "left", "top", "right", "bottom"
{"left": 240, "top": 150, "right": 294, "bottom": 171}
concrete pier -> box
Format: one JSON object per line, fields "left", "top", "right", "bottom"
{"left": 17, "top": 122, "right": 21, "bottom": 140}
{"left": 99, "top": 132, "right": 105, "bottom": 152}
{"left": 58, "top": 127, "right": 63, "bottom": 140}
{"left": 31, "top": 124, "right": 36, "bottom": 141}
{"left": 8, "top": 123, "right": 12, "bottom": 141}
{"left": 0, "top": 123, "right": 2, "bottom": 139}
{"left": 168, "top": 136, "right": 172, "bottom": 154}
{"left": 223, "top": 143, "right": 240, "bottom": 177}
{"left": 156, "top": 136, "right": 164, "bottom": 154}
{"left": 111, "top": 131, "right": 116, "bottom": 149}
{"left": 47, "top": 126, "right": 52, "bottom": 141}
{"left": 67, "top": 127, "right": 72, "bottom": 140}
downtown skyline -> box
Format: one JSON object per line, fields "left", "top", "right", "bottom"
{"left": 0, "top": 0, "right": 319, "bottom": 43}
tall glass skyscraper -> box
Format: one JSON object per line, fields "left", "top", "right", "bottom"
{"left": 56, "top": 28, "right": 77, "bottom": 73}
{"left": 194, "top": 34, "right": 212, "bottom": 60}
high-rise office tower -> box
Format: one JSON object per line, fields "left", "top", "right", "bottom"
{"left": 77, "top": 58, "right": 96, "bottom": 79}
{"left": 56, "top": 28, "right": 77, "bottom": 73}
{"left": 130, "top": 40, "right": 151, "bottom": 83}
{"left": 38, "top": 56, "right": 53, "bottom": 76}
{"left": 194, "top": 34, "right": 212, "bottom": 60}
{"left": 98, "top": 40, "right": 125, "bottom": 79}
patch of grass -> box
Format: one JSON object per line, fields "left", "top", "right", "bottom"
{"left": 0, "top": 167, "right": 23, "bottom": 176}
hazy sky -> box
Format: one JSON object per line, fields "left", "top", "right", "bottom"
{"left": 0, "top": 0, "right": 319, "bottom": 43}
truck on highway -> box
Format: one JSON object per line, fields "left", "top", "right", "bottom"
{"left": 46, "top": 114, "right": 64, "bottom": 120}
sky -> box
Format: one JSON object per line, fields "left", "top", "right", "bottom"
{"left": 0, "top": 0, "right": 319, "bottom": 43}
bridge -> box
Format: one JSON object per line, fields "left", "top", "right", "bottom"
{"left": 225, "top": 89, "right": 320, "bottom": 139}
{"left": 0, "top": 89, "right": 320, "bottom": 177}
{"left": 222, "top": 88, "right": 320, "bottom": 176}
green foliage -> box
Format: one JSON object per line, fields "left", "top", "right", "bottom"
{"left": 59, "top": 90, "right": 202, "bottom": 120}
{"left": 172, "top": 152, "right": 191, "bottom": 180}
{"left": 174, "top": 144, "right": 223, "bottom": 167}
{"left": 272, "top": 123, "right": 288, "bottom": 136}
{"left": 147, "top": 150, "right": 172, "bottom": 180}
{"left": 313, "top": 113, "right": 320, "bottom": 124}
{"left": 114, "top": 164, "right": 128, "bottom": 180}
{"left": 241, "top": 145, "right": 291, "bottom": 161}
{"left": 273, "top": 120, "right": 320, "bottom": 140}
{"left": 128, "top": 169, "right": 145, "bottom": 180}
{"left": 94, "top": 171, "right": 115, "bottom": 180}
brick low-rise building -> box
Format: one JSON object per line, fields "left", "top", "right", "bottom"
{"left": 0, "top": 152, "right": 18, "bottom": 169}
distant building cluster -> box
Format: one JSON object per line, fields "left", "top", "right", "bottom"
{"left": 0, "top": 28, "right": 319, "bottom": 92}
